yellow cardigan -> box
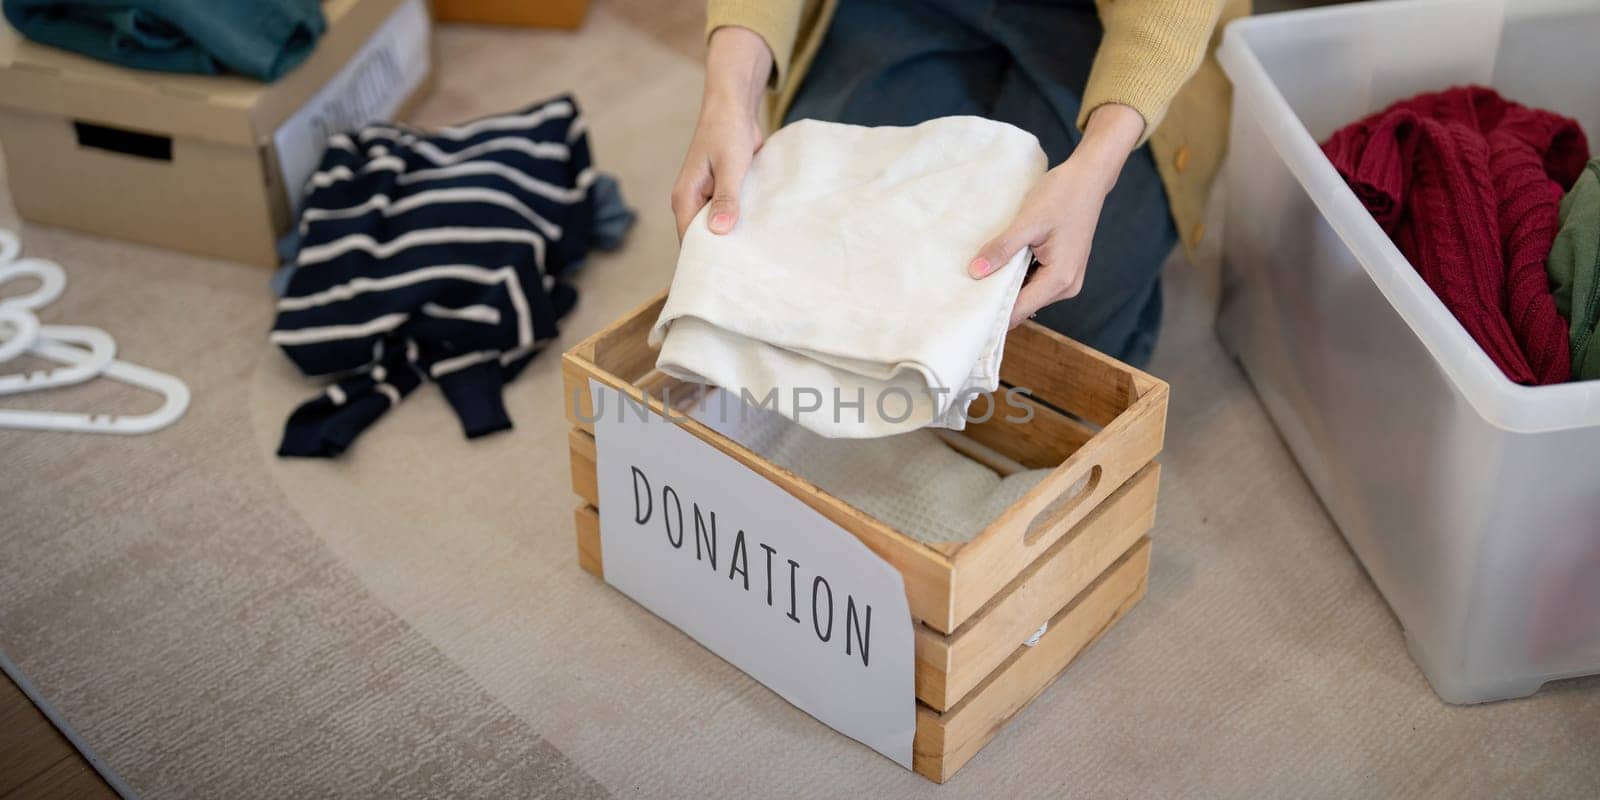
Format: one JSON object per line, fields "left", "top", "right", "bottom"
{"left": 706, "top": 0, "right": 1250, "bottom": 255}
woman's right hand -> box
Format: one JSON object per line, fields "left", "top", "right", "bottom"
{"left": 671, "top": 26, "right": 773, "bottom": 240}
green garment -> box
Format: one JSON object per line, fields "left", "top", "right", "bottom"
{"left": 1549, "top": 159, "right": 1600, "bottom": 381}
{"left": 3, "top": 0, "right": 325, "bottom": 82}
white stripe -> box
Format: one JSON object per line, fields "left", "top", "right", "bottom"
{"left": 431, "top": 331, "right": 556, "bottom": 377}
{"left": 326, "top": 384, "right": 347, "bottom": 405}
{"left": 429, "top": 350, "right": 500, "bottom": 377}
{"left": 277, "top": 263, "right": 520, "bottom": 312}
{"left": 407, "top": 136, "right": 568, "bottom": 166}
{"left": 308, "top": 166, "right": 358, "bottom": 189}
{"left": 498, "top": 339, "right": 548, "bottom": 365}
{"left": 295, "top": 227, "right": 546, "bottom": 270}
{"left": 307, "top": 156, "right": 405, "bottom": 189}
{"left": 278, "top": 267, "right": 534, "bottom": 366}
{"left": 376, "top": 383, "right": 402, "bottom": 406}
{"left": 397, "top": 161, "right": 596, "bottom": 205}
{"left": 269, "top": 312, "right": 408, "bottom": 346}
{"left": 501, "top": 265, "right": 533, "bottom": 349}
{"left": 356, "top": 128, "right": 568, "bottom": 166}
{"left": 329, "top": 133, "right": 356, "bottom": 152}
{"left": 422, "top": 302, "right": 502, "bottom": 325}
{"left": 433, "top": 330, "right": 555, "bottom": 378}
{"left": 359, "top": 126, "right": 406, "bottom": 143}
{"left": 300, "top": 187, "right": 563, "bottom": 240}
{"left": 566, "top": 115, "right": 588, "bottom": 143}
{"left": 360, "top": 100, "right": 574, "bottom": 143}
{"left": 445, "top": 100, "right": 573, "bottom": 138}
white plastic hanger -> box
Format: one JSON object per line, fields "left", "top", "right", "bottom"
{"left": 0, "top": 255, "right": 116, "bottom": 393}
{"left": 0, "top": 322, "right": 116, "bottom": 395}
{"left": 0, "top": 229, "right": 190, "bottom": 434}
{"left": 0, "top": 306, "right": 38, "bottom": 364}
{"left": 0, "top": 337, "right": 190, "bottom": 433}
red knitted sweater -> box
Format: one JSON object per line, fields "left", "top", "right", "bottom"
{"left": 1323, "top": 86, "right": 1590, "bottom": 385}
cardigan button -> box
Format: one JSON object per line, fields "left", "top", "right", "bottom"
{"left": 1174, "top": 145, "right": 1192, "bottom": 172}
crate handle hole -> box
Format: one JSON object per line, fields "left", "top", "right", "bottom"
{"left": 73, "top": 121, "right": 173, "bottom": 162}
{"left": 1022, "top": 464, "right": 1101, "bottom": 546}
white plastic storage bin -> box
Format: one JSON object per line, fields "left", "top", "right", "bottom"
{"left": 1216, "top": 0, "right": 1600, "bottom": 704}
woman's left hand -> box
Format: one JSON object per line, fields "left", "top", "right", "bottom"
{"left": 967, "top": 103, "right": 1146, "bottom": 328}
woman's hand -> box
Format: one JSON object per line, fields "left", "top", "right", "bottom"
{"left": 968, "top": 104, "right": 1146, "bottom": 327}
{"left": 671, "top": 26, "right": 773, "bottom": 240}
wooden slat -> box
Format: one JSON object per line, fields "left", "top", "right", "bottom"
{"left": 568, "top": 428, "right": 598, "bottom": 507}
{"left": 912, "top": 539, "right": 1151, "bottom": 783}
{"left": 560, "top": 292, "right": 668, "bottom": 433}
{"left": 915, "top": 463, "right": 1158, "bottom": 711}
{"left": 961, "top": 392, "right": 1097, "bottom": 471}
{"left": 946, "top": 379, "right": 1167, "bottom": 631}
{"left": 561, "top": 353, "right": 601, "bottom": 434}
{"left": 932, "top": 430, "right": 1028, "bottom": 476}
{"left": 589, "top": 293, "right": 667, "bottom": 369}
{"left": 574, "top": 504, "right": 602, "bottom": 578}
{"left": 1000, "top": 321, "right": 1146, "bottom": 428}
{"left": 633, "top": 369, "right": 705, "bottom": 409}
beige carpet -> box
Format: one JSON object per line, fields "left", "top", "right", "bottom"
{"left": 2, "top": 2, "right": 1598, "bottom": 797}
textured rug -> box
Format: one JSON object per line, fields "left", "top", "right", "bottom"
{"left": 2, "top": 2, "right": 1597, "bottom": 797}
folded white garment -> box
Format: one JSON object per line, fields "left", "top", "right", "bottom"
{"left": 650, "top": 116, "right": 1047, "bottom": 438}
{"left": 689, "top": 389, "right": 1049, "bottom": 545}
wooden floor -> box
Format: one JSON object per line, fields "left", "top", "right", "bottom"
{"left": 0, "top": 673, "right": 117, "bottom": 799}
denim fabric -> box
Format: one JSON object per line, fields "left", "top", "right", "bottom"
{"left": 587, "top": 173, "right": 638, "bottom": 252}
{"left": 784, "top": 0, "right": 1176, "bottom": 366}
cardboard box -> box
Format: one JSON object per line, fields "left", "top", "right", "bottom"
{"left": 433, "top": 0, "right": 589, "bottom": 29}
{"left": 0, "top": 0, "right": 434, "bottom": 267}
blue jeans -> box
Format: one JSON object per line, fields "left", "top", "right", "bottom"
{"left": 784, "top": 0, "right": 1175, "bottom": 367}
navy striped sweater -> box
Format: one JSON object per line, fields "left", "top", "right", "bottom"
{"left": 272, "top": 95, "right": 611, "bottom": 457}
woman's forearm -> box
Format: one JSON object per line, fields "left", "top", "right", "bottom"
{"left": 705, "top": 26, "right": 774, "bottom": 114}
{"left": 671, "top": 27, "right": 773, "bottom": 238}
{"left": 1070, "top": 103, "right": 1145, "bottom": 197}
{"left": 968, "top": 102, "right": 1148, "bottom": 326}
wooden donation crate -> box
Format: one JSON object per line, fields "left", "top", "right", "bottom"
{"left": 564, "top": 292, "right": 1169, "bottom": 782}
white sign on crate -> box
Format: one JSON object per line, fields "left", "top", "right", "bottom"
{"left": 589, "top": 380, "right": 916, "bottom": 768}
